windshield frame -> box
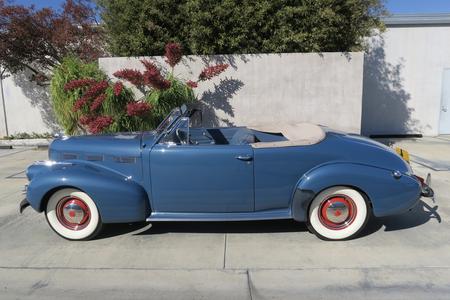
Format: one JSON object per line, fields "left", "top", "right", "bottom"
{"left": 155, "top": 104, "right": 188, "bottom": 141}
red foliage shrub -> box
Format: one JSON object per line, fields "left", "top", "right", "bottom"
{"left": 141, "top": 59, "right": 171, "bottom": 90}
{"left": 113, "top": 81, "right": 124, "bottom": 96}
{"left": 84, "top": 80, "right": 108, "bottom": 98}
{"left": 164, "top": 42, "right": 182, "bottom": 68}
{"left": 126, "top": 102, "right": 152, "bottom": 116}
{"left": 141, "top": 59, "right": 157, "bottom": 72}
{"left": 64, "top": 78, "right": 96, "bottom": 91}
{"left": 199, "top": 64, "right": 229, "bottom": 81}
{"left": 186, "top": 80, "right": 198, "bottom": 88}
{"left": 79, "top": 115, "right": 95, "bottom": 126}
{"left": 68, "top": 43, "right": 231, "bottom": 135}
{"left": 71, "top": 80, "right": 108, "bottom": 112}
{"left": 72, "top": 95, "right": 89, "bottom": 112}
{"left": 90, "top": 93, "right": 107, "bottom": 112}
{"left": 87, "top": 115, "right": 113, "bottom": 134}
{"left": 113, "top": 69, "right": 144, "bottom": 86}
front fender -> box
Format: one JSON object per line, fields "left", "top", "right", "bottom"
{"left": 26, "top": 161, "right": 150, "bottom": 223}
{"left": 291, "top": 163, "right": 421, "bottom": 221}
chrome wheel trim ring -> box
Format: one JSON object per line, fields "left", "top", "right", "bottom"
{"left": 56, "top": 196, "right": 91, "bottom": 231}
{"left": 318, "top": 195, "right": 357, "bottom": 230}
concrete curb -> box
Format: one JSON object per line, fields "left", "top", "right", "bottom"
{"left": 0, "top": 138, "right": 52, "bottom": 148}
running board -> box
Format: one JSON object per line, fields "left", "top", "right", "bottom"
{"left": 146, "top": 209, "right": 292, "bottom": 222}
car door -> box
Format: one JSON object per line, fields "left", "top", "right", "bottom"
{"left": 149, "top": 143, "right": 254, "bottom": 213}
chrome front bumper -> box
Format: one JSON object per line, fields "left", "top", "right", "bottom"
{"left": 19, "top": 198, "right": 30, "bottom": 214}
{"left": 19, "top": 184, "right": 30, "bottom": 213}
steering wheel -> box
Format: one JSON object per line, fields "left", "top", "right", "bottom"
{"left": 176, "top": 128, "right": 188, "bottom": 144}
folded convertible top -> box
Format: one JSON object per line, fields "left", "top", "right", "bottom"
{"left": 250, "top": 123, "right": 326, "bottom": 148}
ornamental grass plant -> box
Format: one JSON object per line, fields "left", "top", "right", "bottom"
{"left": 51, "top": 43, "right": 229, "bottom": 134}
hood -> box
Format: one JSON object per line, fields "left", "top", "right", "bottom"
{"left": 46, "top": 132, "right": 158, "bottom": 182}
{"left": 49, "top": 132, "right": 145, "bottom": 161}
{"left": 48, "top": 131, "right": 159, "bottom": 162}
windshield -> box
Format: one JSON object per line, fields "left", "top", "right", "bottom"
{"left": 155, "top": 107, "right": 182, "bottom": 135}
{"left": 155, "top": 104, "right": 188, "bottom": 136}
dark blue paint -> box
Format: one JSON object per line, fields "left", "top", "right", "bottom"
{"left": 293, "top": 162, "right": 420, "bottom": 220}
{"left": 149, "top": 144, "right": 254, "bottom": 212}
{"left": 26, "top": 162, "right": 149, "bottom": 223}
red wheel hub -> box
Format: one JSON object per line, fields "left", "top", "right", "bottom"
{"left": 56, "top": 196, "right": 91, "bottom": 230}
{"left": 318, "top": 195, "right": 357, "bottom": 230}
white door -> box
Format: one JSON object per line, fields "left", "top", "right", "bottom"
{"left": 440, "top": 69, "right": 450, "bottom": 134}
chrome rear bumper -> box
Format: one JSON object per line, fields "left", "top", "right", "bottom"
{"left": 420, "top": 173, "right": 434, "bottom": 198}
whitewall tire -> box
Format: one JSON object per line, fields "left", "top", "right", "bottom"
{"left": 45, "top": 188, "right": 102, "bottom": 240}
{"left": 307, "top": 186, "right": 369, "bottom": 241}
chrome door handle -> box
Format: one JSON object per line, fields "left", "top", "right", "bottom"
{"left": 442, "top": 106, "right": 448, "bottom": 112}
{"left": 235, "top": 155, "right": 253, "bottom": 161}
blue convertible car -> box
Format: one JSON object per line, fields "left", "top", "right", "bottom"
{"left": 21, "top": 105, "right": 433, "bottom": 241}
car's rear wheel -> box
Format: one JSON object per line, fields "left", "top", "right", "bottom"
{"left": 45, "top": 188, "right": 102, "bottom": 240}
{"left": 307, "top": 186, "right": 369, "bottom": 241}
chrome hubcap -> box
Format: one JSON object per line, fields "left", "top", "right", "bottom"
{"left": 319, "top": 195, "right": 357, "bottom": 230}
{"left": 56, "top": 196, "right": 90, "bottom": 230}
{"left": 325, "top": 201, "right": 349, "bottom": 223}
{"left": 63, "top": 202, "right": 86, "bottom": 224}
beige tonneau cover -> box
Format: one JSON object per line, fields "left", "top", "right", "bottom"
{"left": 250, "top": 123, "right": 326, "bottom": 148}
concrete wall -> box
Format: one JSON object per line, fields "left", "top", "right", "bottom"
{"left": 0, "top": 71, "right": 59, "bottom": 137}
{"left": 363, "top": 25, "right": 450, "bottom": 136}
{"left": 100, "top": 52, "right": 364, "bottom": 133}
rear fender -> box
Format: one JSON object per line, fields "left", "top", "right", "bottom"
{"left": 291, "top": 163, "right": 421, "bottom": 221}
{"left": 26, "top": 162, "right": 150, "bottom": 223}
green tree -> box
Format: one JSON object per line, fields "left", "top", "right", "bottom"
{"left": 97, "top": 0, "right": 385, "bottom": 56}
{"left": 97, "top": 0, "right": 188, "bottom": 56}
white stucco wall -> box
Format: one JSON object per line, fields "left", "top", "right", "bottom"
{"left": 100, "top": 52, "right": 364, "bottom": 133}
{"left": 0, "top": 71, "right": 59, "bottom": 136}
{"left": 363, "top": 25, "right": 450, "bottom": 136}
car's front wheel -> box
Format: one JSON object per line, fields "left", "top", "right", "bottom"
{"left": 45, "top": 188, "right": 102, "bottom": 240}
{"left": 307, "top": 186, "right": 369, "bottom": 241}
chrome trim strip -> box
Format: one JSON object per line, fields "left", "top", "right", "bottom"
{"left": 33, "top": 160, "right": 73, "bottom": 166}
{"left": 146, "top": 209, "right": 292, "bottom": 222}
{"left": 112, "top": 156, "right": 137, "bottom": 164}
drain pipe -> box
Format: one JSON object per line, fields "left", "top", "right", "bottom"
{"left": 0, "top": 68, "right": 9, "bottom": 137}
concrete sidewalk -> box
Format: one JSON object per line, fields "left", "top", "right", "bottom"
{"left": 0, "top": 139, "right": 449, "bottom": 299}
{"left": 0, "top": 138, "right": 52, "bottom": 148}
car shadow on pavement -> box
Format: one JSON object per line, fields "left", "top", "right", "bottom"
{"left": 137, "top": 219, "right": 309, "bottom": 235}
{"left": 96, "top": 200, "right": 440, "bottom": 240}
{"left": 96, "top": 220, "right": 309, "bottom": 240}
{"left": 97, "top": 222, "right": 151, "bottom": 239}
{"left": 360, "top": 200, "right": 441, "bottom": 237}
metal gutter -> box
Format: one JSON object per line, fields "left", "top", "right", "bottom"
{"left": 0, "top": 69, "right": 9, "bottom": 137}
{"left": 383, "top": 13, "right": 450, "bottom": 26}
